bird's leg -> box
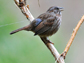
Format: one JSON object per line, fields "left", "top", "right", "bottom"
{"left": 40, "top": 37, "right": 54, "bottom": 44}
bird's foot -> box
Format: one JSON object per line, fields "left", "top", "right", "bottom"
{"left": 49, "top": 42, "right": 54, "bottom": 44}
{"left": 46, "top": 37, "right": 54, "bottom": 44}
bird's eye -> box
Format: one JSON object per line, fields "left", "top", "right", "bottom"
{"left": 55, "top": 7, "right": 59, "bottom": 10}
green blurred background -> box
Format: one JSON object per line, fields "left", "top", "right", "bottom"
{"left": 0, "top": 0, "right": 84, "bottom": 63}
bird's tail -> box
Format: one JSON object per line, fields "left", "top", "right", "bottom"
{"left": 10, "top": 25, "right": 31, "bottom": 35}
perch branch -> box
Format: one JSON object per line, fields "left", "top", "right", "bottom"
{"left": 14, "top": 0, "right": 34, "bottom": 21}
{"left": 14, "top": 0, "right": 65, "bottom": 63}
{"left": 40, "top": 37, "right": 65, "bottom": 63}
{"left": 62, "top": 15, "right": 84, "bottom": 58}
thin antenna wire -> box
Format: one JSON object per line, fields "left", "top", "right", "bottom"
{"left": 0, "top": 20, "right": 28, "bottom": 28}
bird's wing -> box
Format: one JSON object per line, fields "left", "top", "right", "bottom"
{"left": 34, "top": 18, "right": 42, "bottom": 26}
{"left": 34, "top": 22, "right": 50, "bottom": 35}
{"left": 34, "top": 16, "right": 56, "bottom": 35}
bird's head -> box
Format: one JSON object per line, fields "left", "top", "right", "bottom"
{"left": 47, "top": 6, "right": 63, "bottom": 15}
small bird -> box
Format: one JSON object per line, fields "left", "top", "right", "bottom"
{"left": 10, "top": 6, "right": 63, "bottom": 42}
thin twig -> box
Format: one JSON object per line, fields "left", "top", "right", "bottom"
{"left": 62, "top": 15, "right": 84, "bottom": 58}
{"left": 14, "top": 0, "right": 65, "bottom": 63}
{"left": 38, "top": 0, "right": 40, "bottom": 7}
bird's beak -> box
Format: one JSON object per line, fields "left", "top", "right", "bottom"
{"left": 59, "top": 7, "right": 64, "bottom": 11}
